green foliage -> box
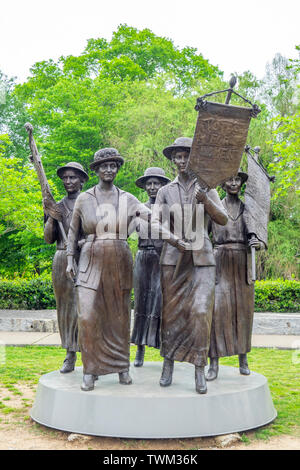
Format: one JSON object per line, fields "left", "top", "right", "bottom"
{"left": 0, "top": 276, "right": 298, "bottom": 312}
{"left": 270, "top": 113, "right": 300, "bottom": 199}
{"left": 257, "top": 218, "right": 300, "bottom": 280}
{"left": 0, "top": 135, "right": 46, "bottom": 238}
{"left": 0, "top": 276, "right": 54, "bottom": 309}
{"left": 0, "top": 231, "right": 55, "bottom": 278}
{"left": 0, "top": 26, "right": 299, "bottom": 280}
{"left": 255, "top": 279, "right": 300, "bottom": 312}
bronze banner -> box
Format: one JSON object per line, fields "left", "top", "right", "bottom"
{"left": 244, "top": 154, "right": 270, "bottom": 248}
{"left": 188, "top": 101, "right": 253, "bottom": 188}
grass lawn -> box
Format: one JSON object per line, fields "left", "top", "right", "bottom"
{"left": 0, "top": 345, "right": 299, "bottom": 444}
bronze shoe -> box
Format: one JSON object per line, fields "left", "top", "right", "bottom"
{"left": 206, "top": 358, "right": 219, "bottom": 381}
{"left": 119, "top": 371, "right": 132, "bottom": 385}
{"left": 60, "top": 352, "right": 77, "bottom": 374}
{"left": 134, "top": 345, "right": 145, "bottom": 367}
{"left": 159, "top": 358, "right": 174, "bottom": 387}
{"left": 81, "top": 374, "right": 95, "bottom": 391}
{"left": 195, "top": 366, "right": 207, "bottom": 394}
{"left": 239, "top": 354, "right": 250, "bottom": 375}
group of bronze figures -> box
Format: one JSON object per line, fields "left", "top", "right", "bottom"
{"left": 45, "top": 137, "right": 264, "bottom": 394}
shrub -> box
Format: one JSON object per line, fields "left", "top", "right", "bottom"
{"left": 0, "top": 277, "right": 299, "bottom": 312}
{"left": 255, "top": 279, "right": 300, "bottom": 312}
{"left": 0, "top": 276, "right": 55, "bottom": 309}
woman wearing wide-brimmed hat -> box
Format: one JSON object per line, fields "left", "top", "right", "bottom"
{"left": 152, "top": 137, "right": 228, "bottom": 394}
{"left": 44, "top": 162, "right": 89, "bottom": 373}
{"left": 207, "top": 171, "right": 263, "bottom": 381}
{"left": 131, "top": 167, "right": 171, "bottom": 367}
{"left": 66, "top": 148, "right": 150, "bottom": 391}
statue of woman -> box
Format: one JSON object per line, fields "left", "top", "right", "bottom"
{"left": 206, "top": 171, "right": 262, "bottom": 381}
{"left": 152, "top": 137, "right": 228, "bottom": 394}
{"left": 66, "top": 148, "right": 150, "bottom": 391}
{"left": 131, "top": 167, "right": 170, "bottom": 367}
{"left": 44, "top": 162, "right": 89, "bottom": 373}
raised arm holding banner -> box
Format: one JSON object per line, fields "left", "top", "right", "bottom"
{"left": 173, "top": 78, "right": 261, "bottom": 279}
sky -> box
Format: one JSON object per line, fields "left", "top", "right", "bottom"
{"left": 0, "top": 0, "right": 299, "bottom": 83}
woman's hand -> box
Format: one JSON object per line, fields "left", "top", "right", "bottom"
{"left": 248, "top": 236, "right": 261, "bottom": 250}
{"left": 43, "top": 198, "right": 62, "bottom": 221}
{"left": 66, "top": 257, "right": 76, "bottom": 282}
{"left": 176, "top": 239, "right": 191, "bottom": 253}
{"left": 194, "top": 183, "right": 208, "bottom": 203}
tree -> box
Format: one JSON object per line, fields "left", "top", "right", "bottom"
{"left": 262, "top": 53, "right": 299, "bottom": 117}
{"left": 0, "top": 134, "right": 45, "bottom": 237}
{"left": 0, "top": 134, "right": 57, "bottom": 276}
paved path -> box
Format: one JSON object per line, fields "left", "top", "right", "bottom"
{"left": 1, "top": 310, "right": 300, "bottom": 335}
{"left": 0, "top": 331, "right": 299, "bottom": 349}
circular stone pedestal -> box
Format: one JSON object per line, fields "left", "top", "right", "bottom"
{"left": 31, "top": 362, "right": 276, "bottom": 438}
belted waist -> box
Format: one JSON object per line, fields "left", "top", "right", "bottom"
{"left": 139, "top": 246, "right": 156, "bottom": 251}
{"left": 214, "top": 242, "right": 246, "bottom": 251}
{"left": 84, "top": 234, "right": 125, "bottom": 242}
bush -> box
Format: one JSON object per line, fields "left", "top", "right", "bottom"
{"left": 0, "top": 277, "right": 299, "bottom": 312}
{"left": 0, "top": 276, "right": 55, "bottom": 309}
{"left": 255, "top": 279, "right": 300, "bottom": 312}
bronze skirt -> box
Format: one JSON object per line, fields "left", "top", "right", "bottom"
{"left": 160, "top": 253, "right": 215, "bottom": 367}
{"left": 209, "top": 244, "right": 254, "bottom": 358}
{"left": 76, "top": 239, "right": 132, "bottom": 376}
{"left": 52, "top": 249, "right": 79, "bottom": 352}
{"left": 131, "top": 248, "right": 162, "bottom": 349}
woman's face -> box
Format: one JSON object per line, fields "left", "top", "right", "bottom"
{"left": 61, "top": 169, "right": 82, "bottom": 194}
{"left": 145, "top": 177, "right": 163, "bottom": 199}
{"left": 224, "top": 176, "right": 242, "bottom": 195}
{"left": 172, "top": 149, "right": 190, "bottom": 175}
{"left": 96, "top": 161, "right": 119, "bottom": 183}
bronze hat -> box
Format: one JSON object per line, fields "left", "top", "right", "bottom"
{"left": 163, "top": 137, "right": 193, "bottom": 160}
{"left": 90, "top": 148, "right": 124, "bottom": 171}
{"left": 57, "top": 162, "right": 89, "bottom": 181}
{"left": 135, "top": 167, "right": 171, "bottom": 189}
{"left": 222, "top": 169, "right": 248, "bottom": 186}
{"left": 237, "top": 169, "right": 248, "bottom": 184}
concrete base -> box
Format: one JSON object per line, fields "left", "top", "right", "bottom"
{"left": 30, "top": 363, "right": 276, "bottom": 438}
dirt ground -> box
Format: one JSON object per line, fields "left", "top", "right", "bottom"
{"left": 0, "top": 384, "right": 299, "bottom": 451}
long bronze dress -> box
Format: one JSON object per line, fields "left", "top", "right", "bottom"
{"left": 153, "top": 177, "right": 228, "bottom": 367}
{"left": 209, "top": 197, "right": 254, "bottom": 358}
{"left": 131, "top": 201, "right": 163, "bottom": 349}
{"left": 44, "top": 195, "right": 80, "bottom": 352}
{"left": 67, "top": 185, "right": 150, "bottom": 376}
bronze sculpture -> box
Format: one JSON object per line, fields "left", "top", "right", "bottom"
{"left": 131, "top": 167, "right": 171, "bottom": 367}
{"left": 44, "top": 162, "right": 89, "bottom": 373}
{"left": 153, "top": 137, "right": 228, "bottom": 394}
{"left": 66, "top": 148, "right": 150, "bottom": 391}
{"left": 206, "top": 171, "right": 263, "bottom": 381}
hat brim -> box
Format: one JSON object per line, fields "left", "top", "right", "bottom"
{"left": 135, "top": 175, "right": 171, "bottom": 189}
{"left": 57, "top": 166, "right": 89, "bottom": 182}
{"left": 221, "top": 171, "right": 248, "bottom": 187}
{"left": 90, "top": 156, "right": 124, "bottom": 171}
{"left": 163, "top": 145, "right": 191, "bottom": 160}
{"left": 237, "top": 171, "right": 248, "bottom": 184}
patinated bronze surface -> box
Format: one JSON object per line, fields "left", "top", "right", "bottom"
{"left": 44, "top": 162, "right": 88, "bottom": 373}
{"left": 244, "top": 147, "right": 270, "bottom": 248}
{"left": 187, "top": 102, "right": 253, "bottom": 189}
{"left": 66, "top": 148, "right": 150, "bottom": 391}
{"left": 207, "top": 172, "right": 263, "bottom": 381}
{"left": 131, "top": 168, "right": 170, "bottom": 367}
{"left": 154, "top": 138, "right": 228, "bottom": 394}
